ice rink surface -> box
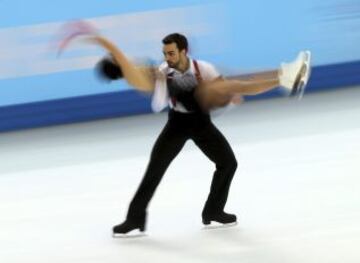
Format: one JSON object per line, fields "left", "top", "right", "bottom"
{"left": 1, "top": 87, "right": 359, "bottom": 263}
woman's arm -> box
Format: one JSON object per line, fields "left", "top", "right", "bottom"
{"left": 86, "top": 35, "right": 156, "bottom": 92}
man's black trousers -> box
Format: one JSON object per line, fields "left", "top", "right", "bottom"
{"left": 126, "top": 110, "right": 237, "bottom": 221}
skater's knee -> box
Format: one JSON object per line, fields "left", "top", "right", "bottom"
{"left": 217, "top": 157, "right": 237, "bottom": 173}
{"left": 228, "top": 158, "right": 238, "bottom": 173}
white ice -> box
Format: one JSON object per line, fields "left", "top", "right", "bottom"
{"left": 0, "top": 87, "right": 359, "bottom": 263}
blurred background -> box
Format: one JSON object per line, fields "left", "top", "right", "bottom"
{"left": 0, "top": 0, "right": 359, "bottom": 131}
{"left": 0, "top": 1, "right": 359, "bottom": 263}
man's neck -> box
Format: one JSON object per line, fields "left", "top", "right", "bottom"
{"left": 176, "top": 57, "right": 190, "bottom": 73}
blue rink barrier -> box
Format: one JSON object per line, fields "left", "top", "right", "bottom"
{"left": 0, "top": 60, "right": 359, "bottom": 133}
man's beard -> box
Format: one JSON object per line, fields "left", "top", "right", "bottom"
{"left": 167, "top": 60, "right": 179, "bottom": 69}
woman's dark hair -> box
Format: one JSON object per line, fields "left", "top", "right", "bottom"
{"left": 95, "top": 55, "right": 123, "bottom": 81}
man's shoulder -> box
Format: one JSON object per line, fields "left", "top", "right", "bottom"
{"left": 194, "top": 59, "right": 216, "bottom": 71}
{"left": 194, "top": 59, "right": 213, "bottom": 66}
{"left": 192, "top": 59, "right": 220, "bottom": 79}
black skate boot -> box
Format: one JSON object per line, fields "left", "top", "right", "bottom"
{"left": 112, "top": 217, "right": 146, "bottom": 238}
{"left": 202, "top": 211, "right": 237, "bottom": 228}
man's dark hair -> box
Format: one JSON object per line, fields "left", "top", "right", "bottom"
{"left": 162, "top": 33, "right": 188, "bottom": 52}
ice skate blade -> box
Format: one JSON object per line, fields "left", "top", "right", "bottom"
{"left": 290, "top": 51, "right": 311, "bottom": 100}
{"left": 112, "top": 232, "right": 147, "bottom": 239}
{"left": 202, "top": 221, "right": 238, "bottom": 230}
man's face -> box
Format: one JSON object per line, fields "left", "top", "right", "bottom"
{"left": 162, "top": 43, "right": 186, "bottom": 69}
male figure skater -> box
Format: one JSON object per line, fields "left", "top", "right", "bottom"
{"left": 58, "top": 26, "right": 311, "bottom": 236}
{"left": 107, "top": 33, "right": 310, "bottom": 236}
